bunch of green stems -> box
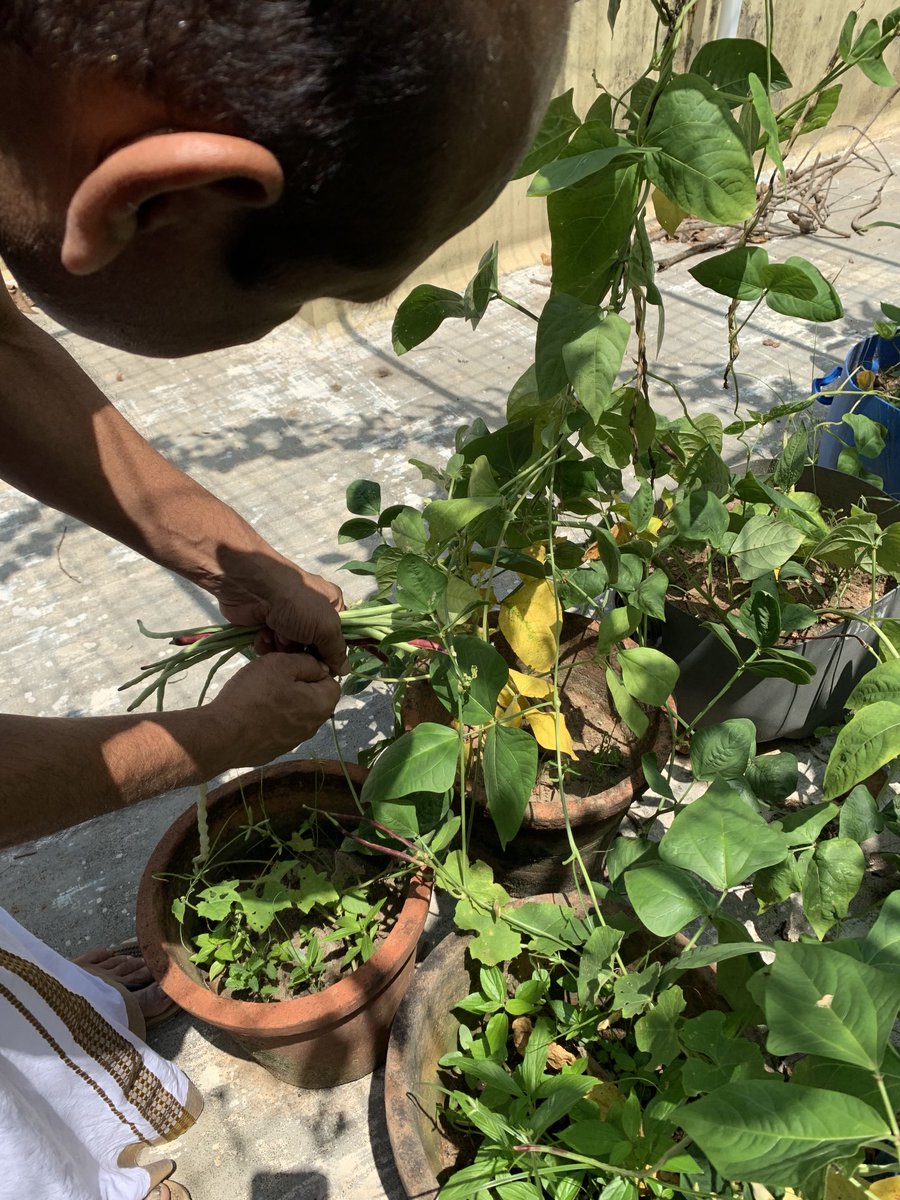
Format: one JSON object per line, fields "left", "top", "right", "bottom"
{"left": 120, "top": 601, "right": 415, "bottom": 711}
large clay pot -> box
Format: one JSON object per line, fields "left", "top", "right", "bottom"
{"left": 137, "top": 760, "right": 431, "bottom": 1089}
{"left": 402, "top": 616, "right": 673, "bottom": 896}
{"left": 384, "top": 909, "right": 719, "bottom": 1200}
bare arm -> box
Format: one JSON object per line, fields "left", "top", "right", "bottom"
{"left": 0, "top": 288, "right": 345, "bottom": 669}
{"left": 0, "top": 654, "right": 341, "bottom": 848}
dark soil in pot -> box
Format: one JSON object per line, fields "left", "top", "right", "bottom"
{"left": 402, "top": 615, "right": 673, "bottom": 896}
{"left": 136, "top": 759, "right": 432, "bottom": 1089}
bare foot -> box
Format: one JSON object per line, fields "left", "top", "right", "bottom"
{"left": 74, "top": 946, "right": 174, "bottom": 1023}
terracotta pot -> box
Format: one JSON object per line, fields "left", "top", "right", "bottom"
{"left": 384, "top": 903, "right": 719, "bottom": 1200}
{"left": 402, "top": 616, "right": 673, "bottom": 896}
{"left": 136, "top": 760, "right": 432, "bottom": 1089}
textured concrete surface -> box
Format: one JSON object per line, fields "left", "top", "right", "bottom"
{"left": 1, "top": 130, "right": 899, "bottom": 1199}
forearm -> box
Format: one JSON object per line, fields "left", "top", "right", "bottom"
{"left": 0, "top": 707, "right": 230, "bottom": 848}
{"left": 0, "top": 293, "right": 286, "bottom": 597}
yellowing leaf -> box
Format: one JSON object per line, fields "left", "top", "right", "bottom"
{"left": 495, "top": 687, "right": 525, "bottom": 727}
{"left": 587, "top": 1079, "right": 623, "bottom": 1119}
{"left": 499, "top": 578, "right": 562, "bottom": 673}
{"left": 652, "top": 186, "right": 688, "bottom": 235}
{"left": 508, "top": 669, "right": 552, "bottom": 699}
{"left": 867, "top": 1178, "right": 900, "bottom": 1200}
{"left": 527, "top": 710, "right": 578, "bottom": 759}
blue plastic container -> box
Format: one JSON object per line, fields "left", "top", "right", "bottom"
{"left": 813, "top": 333, "right": 900, "bottom": 497}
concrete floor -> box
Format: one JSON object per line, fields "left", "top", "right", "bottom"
{"left": 1, "top": 130, "right": 899, "bottom": 1199}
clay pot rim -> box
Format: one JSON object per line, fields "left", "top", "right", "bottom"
{"left": 137, "top": 759, "right": 432, "bottom": 1036}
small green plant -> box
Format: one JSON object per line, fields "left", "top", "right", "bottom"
{"left": 171, "top": 808, "right": 409, "bottom": 1002}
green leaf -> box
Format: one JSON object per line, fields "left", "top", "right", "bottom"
{"left": 529, "top": 145, "right": 644, "bottom": 195}
{"left": 801, "top": 838, "right": 865, "bottom": 940}
{"left": 746, "top": 751, "right": 798, "bottom": 803}
{"left": 562, "top": 311, "right": 632, "bottom": 421}
{"left": 823, "top": 701, "right": 900, "bottom": 800}
{"left": 764, "top": 256, "right": 843, "bottom": 322}
{"left": 345, "top": 479, "right": 381, "bottom": 517}
{"left": 660, "top": 784, "right": 788, "bottom": 890}
{"left": 748, "top": 72, "right": 786, "bottom": 183}
{"left": 634, "top": 985, "right": 686, "bottom": 1067}
{"left": 730, "top": 514, "right": 804, "bottom": 580}
{"left": 670, "top": 942, "right": 771, "bottom": 972}
{"left": 689, "top": 38, "right": 791, "bottom": 100}
{"left": 513, "top": 89, "right": 580, "bottom": 179}
{"left": 764, "top": 941, "right": 900, "bottom": 1069}
{"left": 619, "top": 647, "right": 679, "bottom": 706}
{"left": 773, "top": 428, "right": 810, "bottom": 490}
{"left": 691, "top": 718, "right": 756, "bottom": 780}
{"left": 843, "top": 412, "right": 887, "bottom": 459}
{"left": 606, "top": 665, "right": 649, "bottom": 738}
{"left": 670, "top": 488, "right": 730, "bottom": 544}
{"left": 577, "top": 926, "right": 623, "bottom": 1006}
{"left": 547, "top": 137, "right": 641, "bottom": 303}
{"left": 396, "top": 555, "right": 446, "bottom": 614}
{"left": 624, "top": 862, "right": 714, "bottom": 936}
{"left": 391, "top": 285, "right": 464, "bottom": 354}
{"left": 337, "top": 517, "right": 378, "bottom": 544}
{"left": 676, "top": 1081, "right": 887, "bottom": 1187}
{"left": 839, "top": 785, "right": 884, "bottom": 844}
{"left": 424, "top": 497, "right": 500, "bottom": 544}
{"left": 761, "top": 261, "right": 818, "bottom": 301}
{"left": 791, "top": 84, "right": 843, "bottom": 136}
{"left": 877, "top": 523, "right": 900, "bottom": 574}
{"left": 645, "top": 74, "right": 756, "bottom": 224}
{"left": 632, "top": 570, "right": 669, "bottom": 621}
{"left": 361, "top": 724, "right": 459, "bottom": 803}
{"left": 689, "top": 245, "right": 769, "bottom": 300}
{"left": 483, "top": 724, "right": 538, "bottom": 849}
{"left": 463, "top": 243, "right": 499, "bottom": 328}
{"left": 861, "top": 891, "right": 900, "bottom": 971}
{"left": 534, "top": 293, "right": 598, "bottom": 400}
{"left": 596, "top": 604, "right": 640, "bottom": 653}
{"left": 434, "top": 635, "right": 509, "bottom": 725}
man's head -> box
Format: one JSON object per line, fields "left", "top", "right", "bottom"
{"left": 0, "top": 1, "right": 571, "bottom": 355}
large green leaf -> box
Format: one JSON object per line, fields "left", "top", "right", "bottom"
{"left": 670, "top": 488, "right": 730, "bottom": 544}
{"left": 823, "top": 701, "right": 900, "bottom": 800}
{"left": 676, "top": 1081, "right": 887, "bottom": 1187}
{"left": 483, "top": 724, "right": 538, "bottom": 849}
{"left": 846, "top": 659, "right": 900, "bottom": 710}
{"left": 392, "top": 285, "right": 465, "bottom": 354}
{"left": 860, "top": 891, "right": 900, "bottom": 972}
{"left": 634, "top": 985, "right": 686, "bottom": 1068}
{"left": 689, "top": 245, "right": 769, "bottom": 300}
{"left": 561, "top": 311, "right": 632, "bottom": 421}
{"left": 395, "top": 555, "right": 446, "bottom": 614}
{"left": 623, "top": 862, "right": 715, "bottom": 936}
{"left": 424, "top": 497, "right": 500, "bottom": 544}
{"left": 730, "top": 514, "right": 804, "bottom": 580}
{"left": 361, "top": 724, "right": 460, "bottom": 803}
{"left": 660, "top": 784, "right": 788, "bottom": 890}
{"left": 618, "top": 647, "right": 679, "bottom": 706}
{"left": 689, "top": 38, "right": 791, "bottom": 101}
{"left": 645, "top": 74, "right": 755, "bottom": 224}
{"left": 691, "top": 718, "right": 756, "bottom": 780}
{"left": 547, "top": 131, "right": 641, "bottom": 303}
{"left": 534, "top": 293, "right": 598, "bottom": 400}
{"left": 801, "top": 838, "right": 865, "bottom": 940}
{"left": 764, "top": 941, "right": 900, "bottom": 1070}
{"left": 529, "top": 145, "right": 644, "bottom": 196}
{"left": 513, "top": 89, "right": 580, "bottom": 179}
{"left": 764, "top": 256, "right": 843, "bottom": 322}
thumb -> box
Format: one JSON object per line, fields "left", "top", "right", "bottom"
{"left": 287, "top": 652, "right": 331, "bottom": 683}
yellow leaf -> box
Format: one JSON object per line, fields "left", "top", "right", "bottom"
{"left": 508, "top": 669, "right": 552, "bottom": 699}
{"left": 527, "top": 710, "right": 578, "bottom": 759}
{"left": 652, "top": 187, "right": 688, "bottom": 234}
{"left": 499, "top": 578, "right": 561, "bottom": 673}
{"left": 856, "top": 368, "right": 875, "bottom": 391}
{"left": 587, "top": 1079, "right": 622, "bottom": 1120}
{"left": 495, "top": 687, "right": 525, "bottom": 727}
{"left": 866, "top": 1179, "right": 900, "bottom": 1200}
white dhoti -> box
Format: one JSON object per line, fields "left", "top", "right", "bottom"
{"left": 0, "top": 908, "right": 201, "bottom": 1200}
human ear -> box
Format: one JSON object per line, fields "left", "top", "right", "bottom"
{"left": 61, "top": 131, "right": 284, "bottom": 275}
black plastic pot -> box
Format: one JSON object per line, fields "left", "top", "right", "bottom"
{"left": 659, "top": 467, "right": 900, "bottom": 741}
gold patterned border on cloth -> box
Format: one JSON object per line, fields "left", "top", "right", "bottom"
{"left": 0, "top": 947, "right": 193, "bottom": 1141}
